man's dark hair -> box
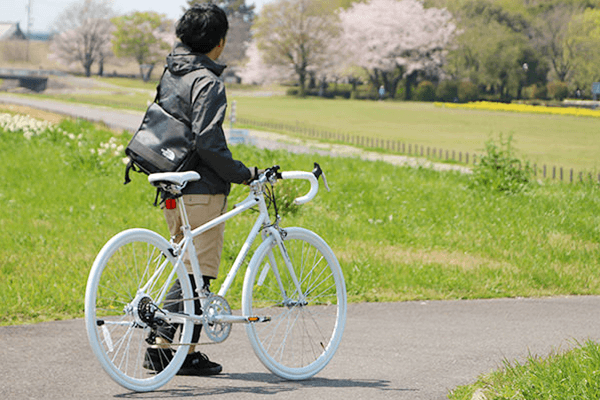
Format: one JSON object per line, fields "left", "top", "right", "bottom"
{"left": 176, "top": 4, "right": 229, "bottom": 54}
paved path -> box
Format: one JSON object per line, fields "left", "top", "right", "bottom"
{"left": 2, "top": 297, "right": 600, "bottom": 399}
{"left": 1, "top": 95, "right": 598, "bottom": 399}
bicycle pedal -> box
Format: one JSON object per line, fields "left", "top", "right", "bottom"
{"left": 247, "top": 316, "right": 271, "bottom": 323}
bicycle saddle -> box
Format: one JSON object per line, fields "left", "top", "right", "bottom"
{"left": 148, "top": 171, "right": 201, "bottom": 187}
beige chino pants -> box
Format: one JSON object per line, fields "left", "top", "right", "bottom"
{"left": 162, "top": 194, "right": 227, "bottom": 279}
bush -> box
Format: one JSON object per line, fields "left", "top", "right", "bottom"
{"left": 458, "top": 81, "right": 479, "bottom": 102}
{"left": 523, "top": 84, "right": 547, "bottom": 100}
{"left": 414, "top": 81, "right": 436, "bottom": 102}
{"left": 436, "top": 81, "right": 459, "bottom": 102}
{"left": 470, "top": 133, "right": 533, "bottom": 194}
{"left": 547, "top": 81, "right": 569, "bottom": 101}
{"left": 395, "top": 85, "right": 406, "bottom": 101}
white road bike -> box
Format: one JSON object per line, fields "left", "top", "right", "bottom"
{"left": 84, "top": 164, "right": 347, "bottom": 392}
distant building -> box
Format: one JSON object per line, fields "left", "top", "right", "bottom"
{"left": 28, "top": 31, "right": 52, "bottom": 41}
{"left": 0, "top": 22, "right": 27, "bottom": 41}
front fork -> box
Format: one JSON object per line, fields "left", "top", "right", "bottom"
{"left": 260, "top": 224, "right": 305, "bottom": 306}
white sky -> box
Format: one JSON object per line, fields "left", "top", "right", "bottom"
{"left": 1, "top": 0, "right": 275, "bottom": 32}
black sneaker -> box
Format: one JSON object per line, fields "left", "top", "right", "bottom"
{"left": 143, "top": 347, "right": 174, "bottom": 372}
{"left": 177, "top": 352, "right": 223, "bottom": 376}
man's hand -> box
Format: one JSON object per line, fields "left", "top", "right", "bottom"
{"left": 244, "top": 167, "right": 266, "bottom": 185}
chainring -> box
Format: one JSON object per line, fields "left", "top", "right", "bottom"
{"left": 203, "top": 294, "right": 232, "bottom": 343}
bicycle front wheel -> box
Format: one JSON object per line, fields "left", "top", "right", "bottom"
{"left": 242, "top": 227, "right": 347, "bottom": 380}
{"left": 85, "top": 229, "right": 194, "bottom": 392}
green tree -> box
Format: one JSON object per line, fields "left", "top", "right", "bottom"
{"left": 445, "top": 0, "right": 548, "bottom": 100}
{"left": 529, "top": 3, "right": 582, "bottom": 82}
{"left": 111, "top": 12, "right": 173, "bottom": 81}
{"left": 566, "top": 9, "right": 600, "bottom": 92}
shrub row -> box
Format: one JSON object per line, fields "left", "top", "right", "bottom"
{"left": 415, "top": 80, "right": 571, "bottom": 102}
{"left": 285, "top": 80, "right": 572, "bottom": 103}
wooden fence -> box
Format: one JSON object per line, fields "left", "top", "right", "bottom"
{"left": 237, "top": 117, "right": 600, "bottom": 185}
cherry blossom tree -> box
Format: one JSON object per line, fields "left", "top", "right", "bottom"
{"left": 49, "top": 0, "right": 115, "bottom": 77}
{"left": 338, "top": 0, "right": 456, "bottom": 99}
{"left": 238, "top": 41, "right": 295, "bottom": 85}
{"left": 253, "top": 0, "right": 340, "bottom": 95}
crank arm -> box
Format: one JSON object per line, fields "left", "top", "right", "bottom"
{"left": 210, "top": 315, "right": 272, "bottom": 324}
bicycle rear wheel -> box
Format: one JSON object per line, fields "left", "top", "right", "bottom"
{"left": 85, "top": 229, "right": 194, "bottom": 392}
{"left": 242, "top": 227, "right": 347, "bottom": 380}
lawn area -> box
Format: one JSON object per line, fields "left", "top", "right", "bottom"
{"left": 230, "top": 95, "right": 600, "bottom": 173}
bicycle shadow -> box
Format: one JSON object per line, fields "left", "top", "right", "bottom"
{"left": 115, "top": 372, "right": 417, "bottom": 398}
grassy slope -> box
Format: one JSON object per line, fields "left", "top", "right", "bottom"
{"left": 450, "top": 341, "right": 600, "bottom": 400}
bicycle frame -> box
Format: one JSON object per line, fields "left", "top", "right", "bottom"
{"left": 172, "top": 182, "right": 270, "bottom": 300}
{"left": 150, "top": 170, "right": 320, "bottom": 324}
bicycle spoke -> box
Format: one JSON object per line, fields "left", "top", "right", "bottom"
{"left": 245, "top": 229, "right": 346, "bottom": 379}
{"left": 86, "top": 230, "right": 195, "bottom": 391}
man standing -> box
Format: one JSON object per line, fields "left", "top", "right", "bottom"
{"left": 143, "top": 3, "right": 259, "bottom": 376}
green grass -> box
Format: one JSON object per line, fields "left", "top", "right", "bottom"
{"left": 92, "top": 76, "right": 159, "bottom": 90}
{"left": 229, "top": 96, "right": 600, "bottom": 173}
{"left": 33, "top": 91, "right": 153, "bottom": 112}
{"left": 450, "top": 341, "right": 600, "bottom": 400}
{"left": 1, "top": 112, "right": 600, "bottom": 326}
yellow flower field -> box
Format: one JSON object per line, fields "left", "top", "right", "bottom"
{"left": 435, "top": 101, "right": 600, "bottom": 118}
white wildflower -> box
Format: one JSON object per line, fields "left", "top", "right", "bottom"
{"left": 0, "top": 113, "right": 55, "bottom": 138}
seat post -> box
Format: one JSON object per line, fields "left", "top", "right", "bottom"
{"left": 177, "top": 196, "right": 192, "bottom": 235}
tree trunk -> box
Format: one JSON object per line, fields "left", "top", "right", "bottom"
{"left": 388, "top": 66, "right": 405, "bottom": 99}
{"left": 84, "top": 63, "right": 93, "bottom": 77}
{"left": 350, "top": 78, "right": 358, "bottom": 99}
{"left": 140, "top": 64, "right": 155, "bottom": 82}
{"left": 83, "top": 54, "right": 93, "bottom": 77}
{"left": 298, "top": 70, "right": 307, "bottom": 97}
{"left": 97, "top": 57, "right": 104, "bottom": 77}
{"left": 404, "top": 71, "right": 418, "bottom": 101}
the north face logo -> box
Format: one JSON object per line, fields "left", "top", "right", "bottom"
{"left": 161, "top": 148, "right": 175, "bottom": 161}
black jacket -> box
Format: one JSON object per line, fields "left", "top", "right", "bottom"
{"left": 158, "top": 42, "right": 250, "bottom": 195}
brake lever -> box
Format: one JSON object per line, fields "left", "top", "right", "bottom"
{"left": 265, "top": 165, "right": 282, "bottom": 182}
{"left": 312, "top": 162, "right": 330, "bottom": 192}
